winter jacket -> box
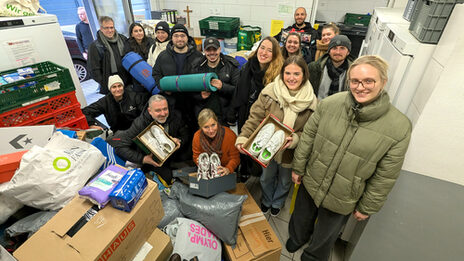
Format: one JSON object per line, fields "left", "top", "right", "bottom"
{"left": 87, "top": 32, "right": 129, "bottom": 94}
{"left": 110, "top": 109, "right": 189, "bottom": 164}
{"left": 236, "top": 79, "right": 317, "bottom": 168}
{"left": 308, "top": 53, "right": 354, "bottom": 96}
{"left": 292, "top": 91, "right": 412, "bottom": 216}
{"left": 147, "top": 40, "right": 169, "bottom": 67}
{"left": 82, "top": 90, "right": 149, "bottom": 132}
{"left": 124, "top": 37, "right": 155, "bottom": 60}
{"left": 275, "top": 22, "right": 319, "bottom": 62}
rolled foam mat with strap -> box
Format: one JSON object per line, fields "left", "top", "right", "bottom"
{"left": 159, "top": 73, "right": 219, "bottom": 92}
{"left": 122, "top": 52, "right": 157, "bottom": 93}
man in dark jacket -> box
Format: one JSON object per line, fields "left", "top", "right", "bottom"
{"left": 191, "top": 37, "right": 240, "bottom": 125}
{"left": 109, "top": 94, "right": 189, "bottom": 184}
{"left": 82, "top": 75, "right": 148, "bottom": 132}
{"left": 75, "top": 7, "right": 93, "bottom": 60}
{"left": 87, "top": 16, "right": 129, "bottom": 94}
{"left": 308, "top": 35, "right": 354, "bottom": 99}
{"left": 275, "top": 7, "right": 318, "bottom": 62}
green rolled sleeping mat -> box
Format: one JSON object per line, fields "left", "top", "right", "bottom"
{"left": 159, "top": 73, "right": 219, "bottom": 92}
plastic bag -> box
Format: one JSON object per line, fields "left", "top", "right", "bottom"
{"left": 6, "top": 210, "right": 57, "bottom": 238}
{"left": 164, "top": 217, "right": 221, "bottom": 261}
{"left": 157, "top": 191, "right": 184, "bottom": 229}
{"left": 171, "top": 182, "right": 247, "bottom": 245}
{"left": 0, "top": 0, "right": 44, "bottom": 16}
{"left": 0, "top": 132, "right": 105, "bottom": 210}
{"left": 0, "top": 192, "right": 23, "bottom": 225}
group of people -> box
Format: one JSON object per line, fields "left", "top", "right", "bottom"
{"left": 77, "top": 6, "right": 412, "bottom": 261}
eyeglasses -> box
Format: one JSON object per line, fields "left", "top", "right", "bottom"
{"left": 102, "top": 26, "right": 114, "bottom": 30}
{"left": 349, "top": 79, "right": 376, "bottom": 89}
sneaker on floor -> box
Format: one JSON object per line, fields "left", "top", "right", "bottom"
{"left": 258, "top": 130, "right": 285, "bottom": 164}
{"left": 286, "top": 238, "right": 301, "bottom": 253}
{"left": 260, "top": 203, "right": 270, "bottom": 214}
{"left": 270, "top": 207, "right": 281, "bottom": 217}
{"left": 250, "top": 123, "right": 275, "bottom": 157}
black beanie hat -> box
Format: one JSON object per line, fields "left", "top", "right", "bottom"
{"left": 328, "top": 35, "right": 352, "bottom": 52}
{"left": 171, "top": 23, "right": 189, "bottom": 37}
{"left": 155, "top": 21, "right": 170, "bottom": 35}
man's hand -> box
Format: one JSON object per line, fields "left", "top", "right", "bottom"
{"left": 172, "top": 138, "right": 181, "bottom": 147}
{"left": 143, "top": 154, "right": 160, "bottom": 167}
{"left": 201, "top": 91, "right": 211, "bottom": 99}
{"left": 217, "top": 166, "right": 230, "bottom": 176}
{"left": 292, "top": 171, "right": 302, "bottom": 184}
{"left": 353, "top": 210, "right": 369, "bottom": 221}
{"left": 210, "top": 79, "right": 223, "bottom": 90}
{"left": 89, "top": 125, "right": 104, "bottom": 130}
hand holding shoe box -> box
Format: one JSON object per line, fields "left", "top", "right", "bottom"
{"left": 135, "top": 122, "right": 180, "bottom": 166}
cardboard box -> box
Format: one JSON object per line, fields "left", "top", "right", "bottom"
{"left": 0, "top": 125, "right": 55, "bottom": 154}
{"left": 0, "top": 150, "right": 27, "bottom": 183}
{"left": 134, "top": 122, "right": 179, "bottom": 166}
{"left": 13, "top": 180, "right": 164, "bottom": 261}
{"left": 225, "top": 183, "right": 282, "bottom": 261}
{"left": 188, "top": 172, "right": 237, "bottom": 198}
{"left": 243, "top": 114, "right": 293, "bottom": 168}
{"left": 132, "top": 228, "right": 173, "bottom": 261}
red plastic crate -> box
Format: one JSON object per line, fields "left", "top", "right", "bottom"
{"left": 0, "top": 91, "right": 80, "bottom": 127}
{"left": 30, "top": 104, "right": 88, "bottom": 129}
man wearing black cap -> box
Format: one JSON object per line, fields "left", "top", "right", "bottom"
{"left": 308, "top": 35, "right": 354, "bottom": 99}
{"left": 191, "top": 37, "right": 240, "bottom": 124}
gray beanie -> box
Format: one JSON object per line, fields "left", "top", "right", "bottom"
{"left": 328, "top": 35, "right": 351, "bottom": 52}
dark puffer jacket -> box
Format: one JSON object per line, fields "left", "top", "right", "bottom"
{"left": 82, "top": 90, "right": 149, "bottom": 132}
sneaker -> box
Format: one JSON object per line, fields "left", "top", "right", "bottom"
{"left": 198, "top": 152, "right": 210, "bottom": 181}
{"left": 258, "top": 130, "right": 285, "bottom": 164}
{"left": 142, "top": 131, "right": 166, "bottom": 158}
{"left": 210, "top": 153, "right": 221, "bottom": 178}
{"left": 151, "top": 125, "right": 176, "bottom": 156}
{"left": 285, "top": 238, "right": 301, "bottom": 253}
{"left": 249, "top": 123, "right": 275, "bottom": 157}
{"left": 260, "top": 203, "right": 270, "bottom": 214}
{"left": 270, "top": 207, "right": 281, "bottom": 217}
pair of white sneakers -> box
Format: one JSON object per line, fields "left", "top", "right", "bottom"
{"left": 197, "top": 152, "right": 221, "bottom": 180}
{"left": 249, "top": 123, "right": 286, "bottom": 164}
{"left": 142, "top": 125, "right": 176, "bottom": 158}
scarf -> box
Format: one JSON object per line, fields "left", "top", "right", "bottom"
{"left": 326, "top": 58, "right": 349, "bottom": 96}
{"left": 273, "top": 75, "right": 316, "bottom": 128}
{"left": 199, "top": 124, "right": 225, "bottom": 158}
{"left": 248, "top": 56, "right": 266, "bottom": 107}
{"left": 315, "top": 39, "right": 329, "bottom": 61}
{"left": 98, "top": 30, "right": 125, "bottom": 74}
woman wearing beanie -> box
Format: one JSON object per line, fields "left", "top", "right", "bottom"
{"left": 147, "top": 21, "right": 171, "bottom": 67}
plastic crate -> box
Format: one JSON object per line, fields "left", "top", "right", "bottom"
{"left": 0, "top": 91, "right": 80, "bottom": 127}
{"left": 344, "top": 13, "right": 371, "bottom": 26}
{"left": 0, "top": 61, "right": 75, "bottom": 114}
{"left": 403, "top": 0, "right": 419, "bottom": 21}
{"left": 199, "top": 16, "right": 240, "bottom": 38}
{"left": 30, "top": 104, "right": 88, "bottom": 129}
{"left": 409, "top": 0, "right": 464, "bottom": 43}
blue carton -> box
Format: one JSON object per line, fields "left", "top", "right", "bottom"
{"left": 109, "top": 168, "right": 148, "bottom": 212}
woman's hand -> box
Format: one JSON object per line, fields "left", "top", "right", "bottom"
{"left": 283, "top": 135, "right": 293, "bottom": 149}
{"left": 292, "top": 171, "right": 302, "bottom": 184}
{"left": 353, "top": 211, "right": 369, "bottom": 221}
{"left": 217, "top": 166, "right": 230, "bottom": 176}
{"left": 236, "top": 144, "right": 246, "bottom": 154}
{"left": 143, "top": 154, "right": 160, "bottom": 167}
{"left": 210, "top": 79, "right": 223, "bottom": 90}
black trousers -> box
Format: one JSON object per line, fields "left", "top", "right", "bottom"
{"left": 288, "top": 183, "right": 349, "bottom": 261}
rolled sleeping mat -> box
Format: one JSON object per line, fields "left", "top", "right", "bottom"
{"left": 159, "top": 73, "right": 219, "bottom": 92}
{"left": 122, "top": 52, "right": 158, "bottom": 94}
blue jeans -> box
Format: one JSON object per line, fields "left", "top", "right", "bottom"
{"left": 260, "top": 160, "right": 292, "bottom": 209}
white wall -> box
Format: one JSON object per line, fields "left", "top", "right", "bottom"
{"left": 315, "top": 0, "right": 388, "bottom": 23}
{"left": 157, "top": 0, "right": 317, "bottom": 38}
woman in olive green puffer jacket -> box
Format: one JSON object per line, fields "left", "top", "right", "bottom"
{"left": 286, "top": 55, "right": 412, "bottom": 261}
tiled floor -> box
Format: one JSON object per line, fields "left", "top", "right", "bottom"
{"left": 80, "top": 79, "right": 108, "bottom": 127}
{"left": 244, "top": 176, "right": 345, "bottom": 261}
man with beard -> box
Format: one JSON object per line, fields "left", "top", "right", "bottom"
{"left": 308, "top": 35, "right": 354, "bottom": 99}
{"left": 191, "top": 37, "right": 240, "bottom": 125}
{"left": 87, "top": 16, "right": 129, "bottom": 94}
{"left": 109, "top": 95, "right": 189, "bottom": 185}
{"left": 275, "top": 7, "right": 319, "bottom": 62}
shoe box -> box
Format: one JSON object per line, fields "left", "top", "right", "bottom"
{"left": 225, "top": 183, "right": 282, "bottom": 261}
{"left": 0, "top": 150, "right": 27, "bottom": 183}
{"left": 242, "top": 114, "right": 293, "bottom": 168}
{"left": 134, "top": 121, "right": 180, "bottom": 166}
{"left": 188, "top": 172, "right": 237, "bottom": 198}
{"left": 132, "top": 228, "right": 173, "bottom": 261}
{"left": 13, "top": 180, "right": 164, "bottom": 261}
{"left": 0, "top": 125, "right": 55, "bottom": 154}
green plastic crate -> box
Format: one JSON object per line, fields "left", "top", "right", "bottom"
{"left": 344, "top": 13, "right": 371, "bottom": 27}
{"left": 0, "top": 61, "right": 75, "bottom": 114}
{"left": 199, "top": 16, "right": 240, "bottom": 38}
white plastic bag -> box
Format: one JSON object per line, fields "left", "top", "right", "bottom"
{"left": 164, "top": 217, "right": 221, "bottom": 261}
{"left": 0, "top": 0, "right": 44, "bottom": 16}
{"left": 0, "top": 132, "right": 105, "bottom": 210}
{"left": 0, "top": 192, "right": 23, "bottom": 225}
